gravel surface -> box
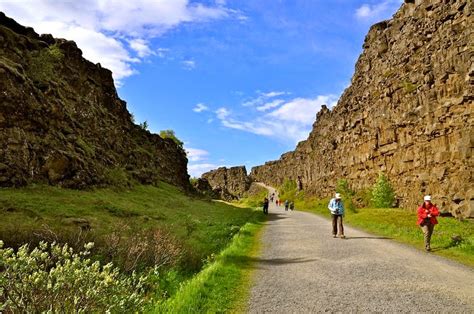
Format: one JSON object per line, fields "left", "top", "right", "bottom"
{"left": 248, "top": 191, "right": 474, "bottom": 313}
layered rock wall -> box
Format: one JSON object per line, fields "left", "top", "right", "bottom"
{"left": 0, "top": 13, "right": 190, "bottom": 189}
{"left": 202, "top": 166, "right": 251, "bottom": 200}
{"left": 251, "top": 0, "right": 473, "bottom": 217}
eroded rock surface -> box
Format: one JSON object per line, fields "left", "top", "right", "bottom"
{"left": 0, "top": 13, "right": 190, "bottom": 189}
{"left": 251, "top": 1, "right": 473, "bottom": 217}
{"left": 202, "top": 166, "right": 251, "bottom": 200}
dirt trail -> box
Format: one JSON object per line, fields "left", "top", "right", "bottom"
{"left": 248, "top": 185, "right": 474, "bottom": 312}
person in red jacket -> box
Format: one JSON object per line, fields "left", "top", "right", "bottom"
{"left": 417, "top": 195, "right": 440, "bottom": 252}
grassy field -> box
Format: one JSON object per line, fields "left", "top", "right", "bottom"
{"left": 154, "top": 217, "right": 264, "bottom": 313}
{"left": 0, "top": 183, "right": 258, "bottom": 273}
{"left": 295, "top": 198, "right": 474, "bottom": 267}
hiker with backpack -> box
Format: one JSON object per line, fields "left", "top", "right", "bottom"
{"left": 328, "top": 193, "right": 345, "bottom": 239}
{"left": 416, "top": 195, "right": 440, "bottom": 252}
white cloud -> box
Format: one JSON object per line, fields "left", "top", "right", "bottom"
{"left": 355, "top": 0, "right": 403, "bottom": 21}
{"left": 156, "top": 48, "right": 170, "bottom": 58}
{"left": 242, "top": 91, "right": 288, "bottom": 107}
{"left": 129, "top": 38, "right": 153, "bottom": 58}
{"left": 186, "top": 147, "right": 209, "bottom": 162}
{"left": 256, "top": 99, "right": 285, "bottom": 112}
{"left": 193, "top": 103, "right": 209, "bottom": 113}
{"left": 215, "top": 94, "right": 339, "bottom": 143}
{"left": 188, "top": 163, "right": 220, "bottom": 177}
{"left": 182, "top": 59, "right": 196, "bottom": 70}
{"left": 268, "top": 95, "right": 337, "bottom": 124}
{"left": 0, "top": 0, "right": 237, "bottom": 82}
{"left": 216, "top": 107, "right": 231, "bottom": 120}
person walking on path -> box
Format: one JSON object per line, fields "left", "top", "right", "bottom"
{"left": 263, "top": 197, "right": 269, "bottom": 215}
{"left": 416, "top": 195, "right": 440, "bottom": 252}
{"left": 328, "top": 193, "right": 345, "bottom": 238}
{"left": 284, "top": 200, "right": 289, "bottom": 211}
{"left": 289, "top": 201, "right": 294, "bottom": 211}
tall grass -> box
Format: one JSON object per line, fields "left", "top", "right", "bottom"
{"left": 154, "top": 215, "right": 265, "bottom": 313}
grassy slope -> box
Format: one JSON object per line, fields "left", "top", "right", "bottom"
{"left": 0, "top": 183, "right": 256, "bottom": 269}
{"left": 154, "top": 217, "right": 264, "bottom": 313}
{"left": 295, "top": 198, "right": 474, "bottom": 267}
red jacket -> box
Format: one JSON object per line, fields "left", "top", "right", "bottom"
{"left": 417, "top": 203, "right": 440, "bottom": 225}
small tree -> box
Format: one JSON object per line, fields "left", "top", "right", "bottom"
{"left": 139, "top": 120, "right": 149, "bottom": 131}
{"left": 371, "top": 173, "right": 395, "bottom": 208}
{"left": 159, "top": 130, "right": 184, "bottom": 148}
{"left": 336, "top": 179, "right": 356, "bottom": 212}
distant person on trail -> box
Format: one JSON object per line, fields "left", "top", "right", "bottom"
{"left": 289, "top": 201, "right": 294, "bottom": 211}
{"left": 328, "top": 193, "right": 345, "bottom": 239}
{"left": 263, "top": 197, "right": 269, "bottom": 215}
{"left": 284, "top": 200, "right": 289, "bottom": 211}
{"left": 417, "top": 195, "right": 440, "bottom": 252}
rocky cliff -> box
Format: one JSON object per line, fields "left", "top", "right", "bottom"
{"left": 201, "top": 166, "right": 251, "bottom": 200}
{"left": 251, "top": 0, "right": 473, "bottom": 217}
{"left": 0, "top": 13, "right": 190, "bottom": 189}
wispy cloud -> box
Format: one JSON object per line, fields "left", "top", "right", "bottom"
{"left": 185, "top": 145, "right": 221, "bottom": 177}
{"left": 193, "top": 103, "right": 209, "bottom": 113}
{"left": 182, "top": 59, "right": 196, "bottom": 70}
{"left": 355, "top": 0, "right": 403, "bottom": 21}
{"left": 215, "top": 94, "right": 338, "bottom": 143}
{"left": 188, "top": 163, "right": 220, "bottom": 177}
{"left": 186, "top": 147, "right": 209, "bottom": 162}
{"left": 242, "top": 91, "right": 288, "bottom": 107}
{"left": 0, "top": 0, "right": 240, "bottom": 82}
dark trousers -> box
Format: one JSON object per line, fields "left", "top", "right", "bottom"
{"left": 331, "top": 214, "right": 344, "bottom": 236}
{"left": 263, "top": 205, "right": 268, "bottom": 215}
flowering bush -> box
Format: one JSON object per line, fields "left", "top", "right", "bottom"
{"left": 0, "top": 240, "right": 155, "bottom": 312}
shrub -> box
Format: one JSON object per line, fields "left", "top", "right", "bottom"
{"left": 139, "top": 120, "right": 149, "bottom": 131}
{"left": 371, "top": 173, "right": 396, "bottom": 208}
{"left": 160, "top": 130, "right": 184, "bottom": 148}
{"left": 0, "top": 241, "right": 153, "bottom": 312}
{"left": 103, "top": 167, "right": 132, "bottom": 188}
{"left": 28, "top": 44, "right": 64, "bottom": 82}
{"left": 336, "top": 179, "right": 357, "bottom": 212}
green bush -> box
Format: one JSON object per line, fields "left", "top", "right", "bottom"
{"left": 160, "top": 130, "right": 184, "bottom": 148}
{"left": 371, "top": 173, "right": 396, "bottom": 208}
{"left": 0, "top": 241, "right": 154, "bottom": 312}
{"left": 28, "top": 44, "right": 64, "bottom": 82}
{"left": 336, "top": 179, "right": 357, "bottom": 212}
{"left": 103, "top": 167, "right": 132, "bottom": 188}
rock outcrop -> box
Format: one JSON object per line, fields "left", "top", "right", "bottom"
{"left": 0, "top": 13, "right": 190, "bottom": 189}
{"left": 201, "top": 166, "right": 251, "bottom": 200}
{"left": 251, "top": 0, "right": 473, "bottom": 217}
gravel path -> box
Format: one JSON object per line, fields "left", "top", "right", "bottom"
{"left": 248, "top": 189, "right": 474, "bottom": 313}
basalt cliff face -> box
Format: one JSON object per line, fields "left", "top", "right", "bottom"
{"left": 0, "top": 13, "right": 190, "bottom": 189}
{"left": 251, "top": 0, "right": 473, "bottom": 217}
{"left": 201, "top": 166, "right": 251, "bottom": 200}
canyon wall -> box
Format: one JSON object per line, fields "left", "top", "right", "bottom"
{"left": 202, "top": 166, "right": 251, "bottom": 200}
{"left": 0, "top": 13, "right": 190, "bottom": 189}
{"left": 251, "top": 0, "right": 473, "bottom": 217}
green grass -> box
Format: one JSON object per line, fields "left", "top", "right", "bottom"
{"left": 296, "top": 198, "right": 474, "bottom": 267}
{"left": 0, "top": 183, "right": 257, "bottom": 272}
{"left": 154, "top": 214, "right": 265, "bottom": 313}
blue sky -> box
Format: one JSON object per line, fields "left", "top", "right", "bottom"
{"left": 0, "top": 0, "right": 402, "bottom": 177}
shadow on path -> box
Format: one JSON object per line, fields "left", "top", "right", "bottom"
{"left": 222, "top": 254, "right": 318, "bottom": 269}
{"left": 345, "top": 236, "right": 393, "bottom": 240}
{"left": 265, "top": 213, "right": 289, "bottom": 222}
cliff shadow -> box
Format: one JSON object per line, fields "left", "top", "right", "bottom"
{"left": 265, "top": 213, "right": 289, "bottom": 222}
{"left": 222, "top": 255, "right": 318, "bottom": 269}
{"left": 344, "top": 236, "right": 393, "bottom": 240}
